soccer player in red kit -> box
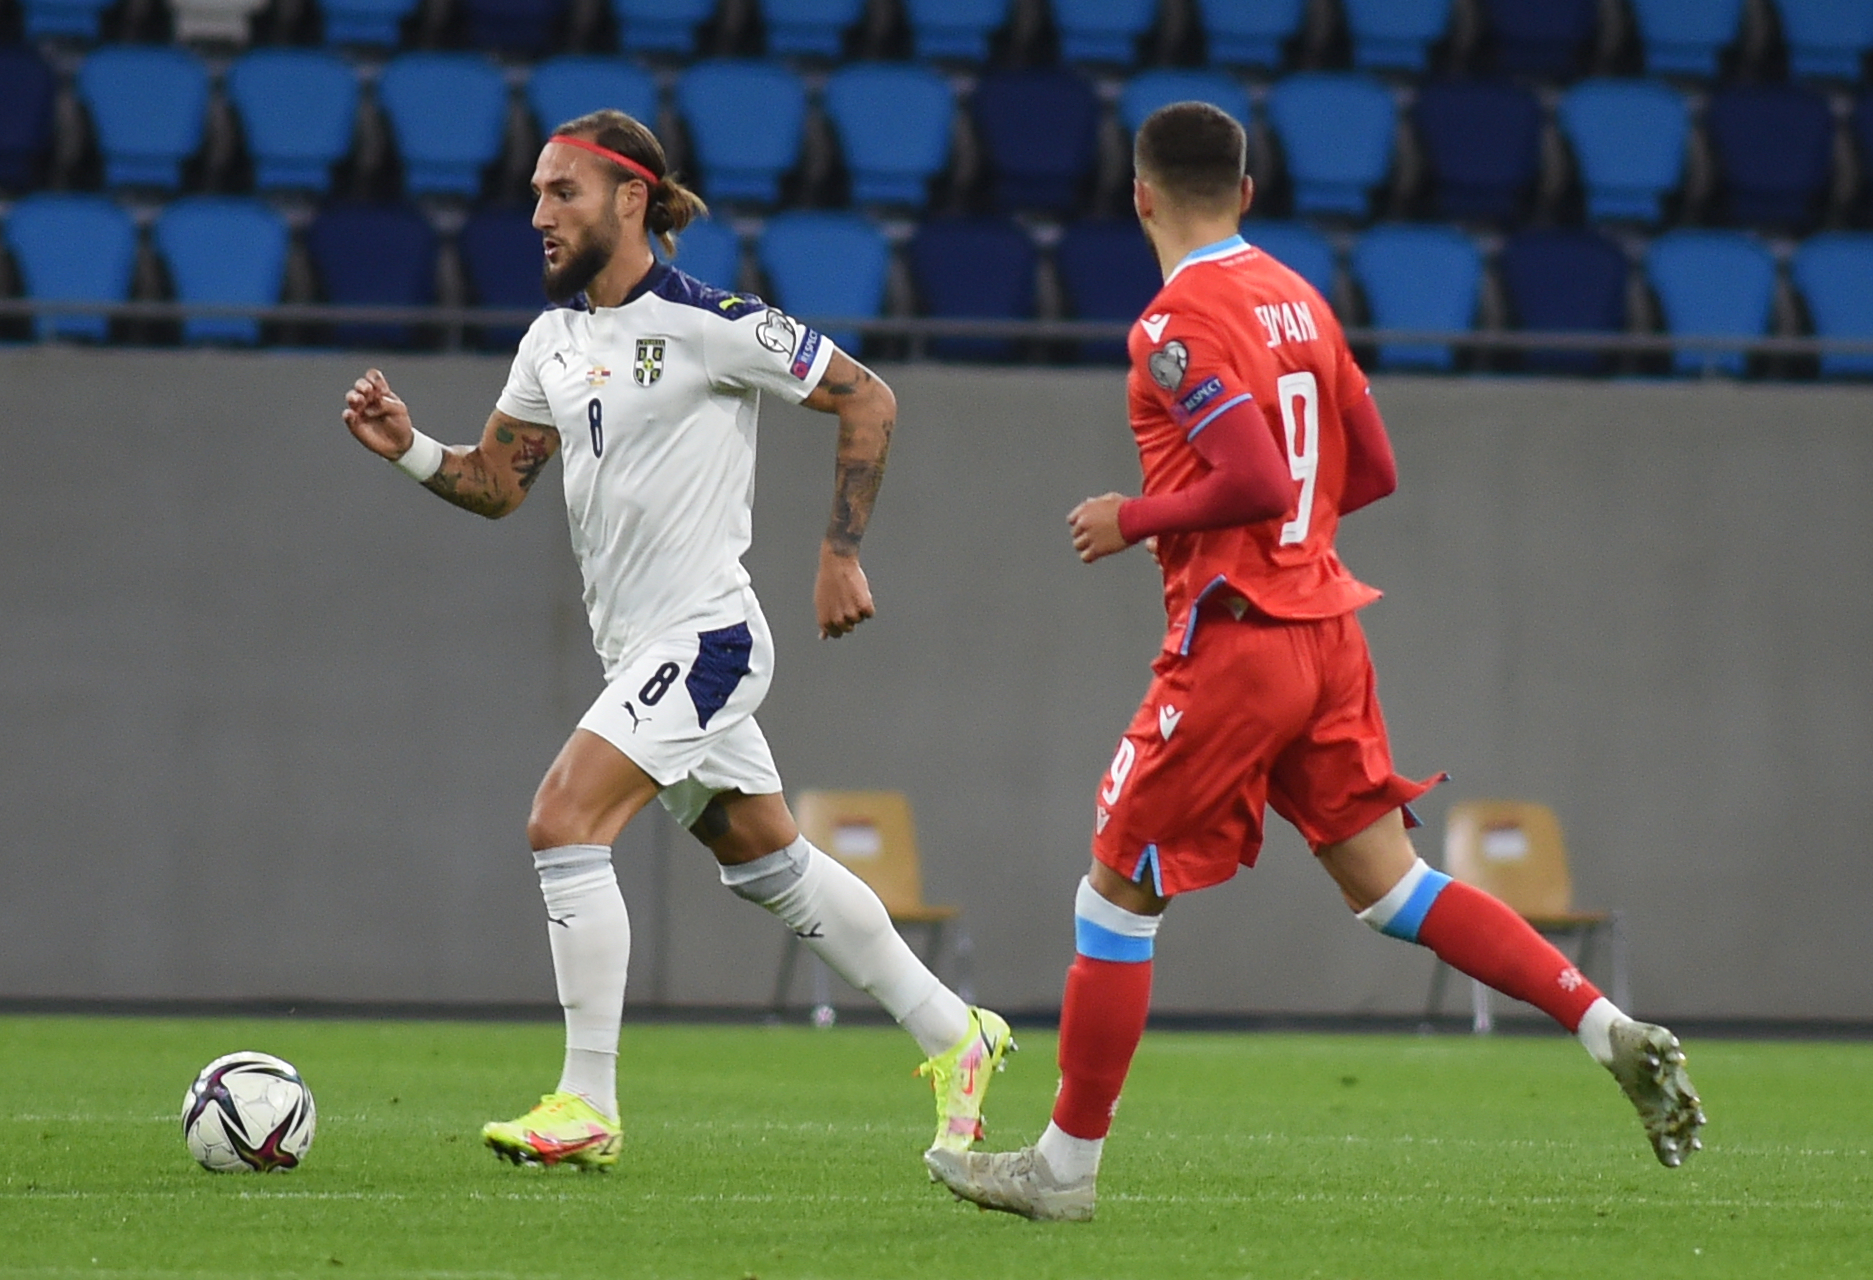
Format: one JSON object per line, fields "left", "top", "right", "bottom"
{"left": 925, "top": 102, "right": 1705, "bottom": 1222}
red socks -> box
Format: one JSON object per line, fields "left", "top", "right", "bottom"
{"left": 1416, "top": 881, "right": 1603, "bottom": 1032}
{"left": 1051, "top": 955, "right": 1153, "bottom": 1140}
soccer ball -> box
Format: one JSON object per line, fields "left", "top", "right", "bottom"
{"left": 181, "top": 1051, "right": 317, "bottom": 1173}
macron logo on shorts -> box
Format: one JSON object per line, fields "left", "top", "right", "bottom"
{"left": 1158, "top": 704, "right": 1183, "bottom": 740}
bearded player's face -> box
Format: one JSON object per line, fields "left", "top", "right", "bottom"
{"left": 531, "top": 146, "right": 629, "bottom": 304}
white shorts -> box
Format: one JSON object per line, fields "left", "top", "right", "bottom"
{"left": 576, "top": 607, "right": 783, "bottom": 830}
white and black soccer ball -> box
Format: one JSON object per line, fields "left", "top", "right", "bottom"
{"left": 181, "top": 1051, "right": 317, "bottom": 1173}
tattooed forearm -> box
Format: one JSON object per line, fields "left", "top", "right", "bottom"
{"left": 514, "top": 433, "right": 554, "bottom": 491}
{"left": 824, "top": 416, "right": 893, "bottom": 556}
{"left": 422, "top": 451, "right": 512, "bottom": 519}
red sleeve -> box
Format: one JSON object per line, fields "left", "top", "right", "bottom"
{"left": 1117, "top": 398, "right": 1291, "bottom": 542}
{"left": 1338, "top": 388, "right": 1397, "bottom": 516}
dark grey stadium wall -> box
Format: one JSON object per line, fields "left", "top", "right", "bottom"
{"left": 1, "top": 349, "right": 1868, "bottom": 1019}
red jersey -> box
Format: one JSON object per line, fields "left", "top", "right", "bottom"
{"left": 1126, "top": 235, "right": 1381, "bottom": 633}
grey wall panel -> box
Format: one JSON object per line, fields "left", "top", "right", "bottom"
{"left": 1, "top": 350, "right": 1867, "bottom": 1018}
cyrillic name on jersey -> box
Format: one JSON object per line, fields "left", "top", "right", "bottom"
{"left": 1254, "top": 299, "right": 1320, "bottom": 349}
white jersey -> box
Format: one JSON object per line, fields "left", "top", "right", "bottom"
{"left": 496, "top": 265, "right": 834, "bottom": 675}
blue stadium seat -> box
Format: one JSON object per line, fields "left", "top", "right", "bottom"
{"left": 1053, "top": 0, "right": 1157, "bottom": 63}
{"left": 762, "top": 0, "right": 865, "bottom": 56}
{"left": 1774, "top": 0, "right": 1873, "bottom": 80}
{"left": 464, "top": 0, "right": 570, "bottom": 54}
{"left": 1557, "top": 79, "right": 1689, "bottom": 223}
{"left": 1413, "top": 78, "right": 1541, "bottom": 222}
{"left": 153, "top": 197, "right": 288, "bottom": 346}
{"left": 1645, "top": 230, "right": 1776, "bottom": 375}
{"left": 20, "top": 0, "right": 113, "bottom": 39}
{"left": 1499, "top": 228, "right": 1628, "bottom": 372}
{"left": 906, "top": 216, "right": 1037, "bottom": 360}
{"left": 971, "top": 67, "right": 1101, "bottom": 216}
{"left": 666, "top": 218, "right": 741, "bottom": 290}
{"left": 1118, "top": 69, "right": 1252, "bottom": 134}
{"left": 676, "top": 60, "right": 807, "bottom": 204}
{"left": 1343, "top": 0, "right": 1452, "bottom": 72}
{"left": 903, "top": 0, "right": 1012, "bottom": 60}
{"left": 227, "top": 49, "right": 359, "bottom": 194}
{"left": 1483, "top": 0, "right": 1596, "bottom": 75}
{"left": 1707, "top": 84, "right": 1834, "bottom": 229}
{"left": 1791, "top": 232, "right": 1873, "bottom": 375}
{"left": 458, "top": 205, "right": 543, "bottom": 349}
{"left": 527, "top": 57, "right": 659, "bottom": 136}
{"left": 307, "top": 202, "right": 439, "bottom": 348}
{"left": 321, "top": 0, "right": 422, "bottom": 45}
{"left": 1628, "top": 0, "right": 1744, "bottom": 76}
{"left": 1243, "top": 220, "right": 1335, "bottom": 298}
{"left": 76, "top": 47, "right": 211, "bottom": 191}
{"left": 823, "top": 63, "right": 955, "bottom": 207}
{"left": 3, "top": 194, "right": 138, "bottom": 342}
{"left": 1350, "top": 224, "right": 1481, "bottom": 371}
{"left": 614, "top": 0, "right": 715, "bottom": 53}
{"left": 1055, "top": 218, "right": 1161, "bottom": 361}
{"left": 1265, "top": 73, "right": 1396, "bottom": 218}
{"left": 1198, "top": 0, "right": 1305, "bottom": 68}
{"left": 0, "top": 47, "right": 57, "bottom": 191}
{"left": 378, "top": 53, "right": 510, "bottom": 198}
{"left": 758, "top": 211, "right": 889, "bottom": 353}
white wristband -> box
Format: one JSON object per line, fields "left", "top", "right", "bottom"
{"left": 393, "top": 430, "right": 445, "bottom": 482}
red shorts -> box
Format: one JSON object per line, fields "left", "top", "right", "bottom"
{"left": 1092, "top": 604, "right": 1441, "bottom": 897}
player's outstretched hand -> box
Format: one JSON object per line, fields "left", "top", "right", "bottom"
{"left": 342, "top": 368, "right": 416, "bottom": 462}
{"left": 815, "top": 546, "right": 875, "bottom": 639}
{"left": 1068, "top": 493, "right": 1130, "bottom": 564}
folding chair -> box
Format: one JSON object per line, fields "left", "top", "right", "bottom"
{"left": 1428, "top": 800, "right": 1630, "bottom": 1032}
{"left": 774, "top": 791, "right": 969, "bottom": 1023}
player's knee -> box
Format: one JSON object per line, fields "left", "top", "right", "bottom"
{"left": 527, "top": 783, "right": 590, "bottom": 852}
{"left": 1353, "top": 857, "right": 1452, "bottom": 943}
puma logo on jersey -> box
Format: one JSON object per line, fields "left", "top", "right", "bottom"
{"left": 1158, "top": 704, "right": 1183, "bottom": 740}
{"left": 1255, "top": 299, "right": 1321, "bottom": 349}
{"left": 1140, "top": 313, "right": 1171, "bottom": 342}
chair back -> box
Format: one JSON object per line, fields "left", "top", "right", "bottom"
{"left": 1629, "top": 0, "right": 1744, "bottom": 76}
{"left": 1265, "top": 71, "right": 1396, "bottom": 217}
{"left": 1644, "top": 228, "right": 1776, "bottom": 375}
{"left": 1792, "top": 232, "right": 1873, "bottom": 376}
{"left": 1350, "top": 223, "right": 1481, "bottom": 371}
{"left": 795, "top": 790, "right": 930, "bottom": 918}
{"left": 378, "top": 53, "right": 509, "bottom": 197}
{"left": 676, "top": 60, "right": 808, "bottom": 205}
{"left": 528, "top": 57, "right": 658, "bottom": 137}
{"left": 229, "top": 49, "right": 359, "bottom": 194}
{"left": 1443, "top": 800, "right": 1576, "bottom": 918}
{"left": 971, "top": 66, "right": 1101, "bottom": 215}
{"left": 1196, "top": 0, "right": 1305, "bottom": 68}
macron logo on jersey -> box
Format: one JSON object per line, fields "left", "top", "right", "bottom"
{"left": 1140, "top": 313, "right": 1171, "bottom": 342}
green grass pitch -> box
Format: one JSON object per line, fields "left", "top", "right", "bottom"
{"left": 2, "top": 1016, "right": 1868, "bottom": 1279}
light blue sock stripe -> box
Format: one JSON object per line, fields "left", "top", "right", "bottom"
{"left": 1075, "top": 915, "right": 1155, "bottom": 963}
{"left": 1381, "top": 869, "right": 1452, "bottom": 942}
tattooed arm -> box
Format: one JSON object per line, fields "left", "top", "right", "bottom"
{"left": 343, "top": 368, "right": 560, "bottom": 520}
{"left": 798, "top": 348, "right": 896, "bottom": 638}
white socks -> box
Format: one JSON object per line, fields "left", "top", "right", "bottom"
{"left": 721, "top": 837, "right": 972, "bottom": 1056}
{"left": 1575, "top": 996, "right": 1626, "bottom": 1067}
{"left": 1037, "top": 1122, "right": 1103, "bottom": 1184}
{"left": 533, "top": 843, "right": 629, "bottom": 1121}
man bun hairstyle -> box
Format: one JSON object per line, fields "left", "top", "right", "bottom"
{"left": 1134, "top": 101, "right": 1247, "bottom": 212}
{"left": 554, "top": 108, "right": 709, "bottom": 257}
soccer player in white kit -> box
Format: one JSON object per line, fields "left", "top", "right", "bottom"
{"left": 341, "top": 109, "right": 1013, "bottom": 1171}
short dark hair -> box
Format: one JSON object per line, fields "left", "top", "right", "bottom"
{"left": 553, "top": 109, "right": 708, "bottom": 257}
{"left": 1134, "top": 102, "right": 1247, "bottom": 210}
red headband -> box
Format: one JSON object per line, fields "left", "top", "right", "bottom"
{"left": 548, "top": 134, "right": 661, "bottom": 186}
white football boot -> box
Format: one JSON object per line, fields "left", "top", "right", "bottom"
{"left": 924, "top": 1144, "right": 1097, "bottom": 1222}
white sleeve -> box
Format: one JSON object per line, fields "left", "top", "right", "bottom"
{"left": 706, "top": 306, "right": 836, "bottom": 404}
{"left": 494, "top": 322, "right": 554, "bottom": 425}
